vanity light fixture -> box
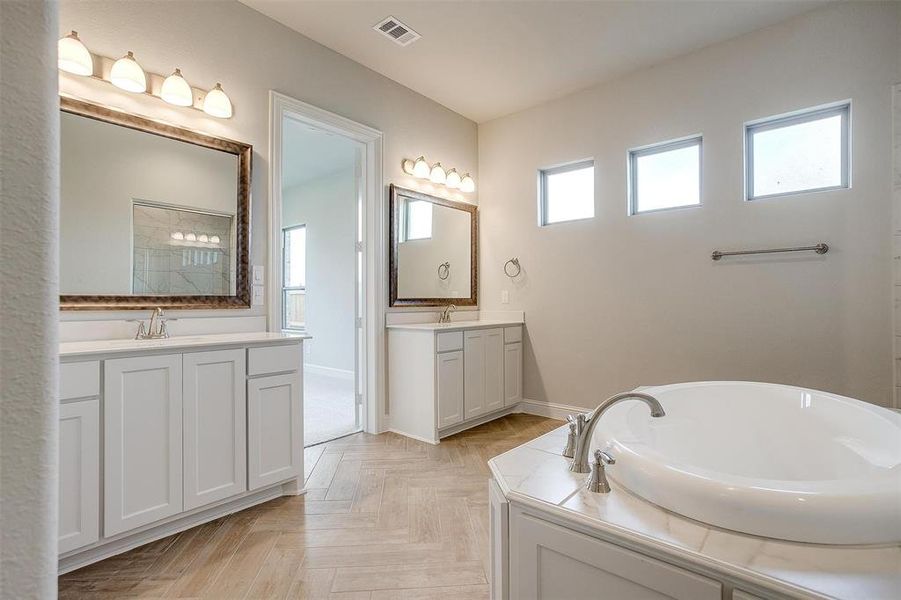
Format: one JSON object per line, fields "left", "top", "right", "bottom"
{"left": 446, "top": 168, "right": 461, "bottom": 189}
{"left": 58, "top": 31, "right": 93, "bottom": 76}
{"left": 412, "top": 156, "right": 430, "bottom": 178}
{"left": 429, "top": 162, "right": 447, "bottom": 185}
{"left": 202, "top": 83, "right": 233, "bottom": 119}
{"left": 160, "top": 68, "right": 193, "bottom": 107}
{"left": 460, "top": 173, "right": 475, "bottom": 193}
{"left": 401, "top": 159, "right": 416, "bottom": 175}
{"left": 109, "top": 51, "right": 147, "bottom": 93}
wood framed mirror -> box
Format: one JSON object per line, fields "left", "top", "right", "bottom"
{"left": 59, "top": 97, "right": 252, "bottom": 310}
{"left": 389, "top": 184, "right": 478, "bottom": 307}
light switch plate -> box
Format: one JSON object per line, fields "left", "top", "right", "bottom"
{"left": 252, "top": 265, "right": 264, "bottom": 285}
{"left": 501, "top": 290, "right": 510, "bottom": 304}
{"left": 252, "top": 285, "right": 264, "bottom": 306}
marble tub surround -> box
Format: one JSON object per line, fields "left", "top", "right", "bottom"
{"left": 489, "top": 426, "right": 901, "bottom": 600}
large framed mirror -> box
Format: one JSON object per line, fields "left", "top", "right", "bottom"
{"left": 59, "top": 97, "right": 251, "bottom": 310}
{"left": 389, "top": 184, "right": 478, "bottom": 307}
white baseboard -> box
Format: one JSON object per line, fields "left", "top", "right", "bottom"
{"left": 516, "top": 398, "right": 583, "bottom": 420}
{"left": 304, "top": 363, "right": 355, "bottom": 380}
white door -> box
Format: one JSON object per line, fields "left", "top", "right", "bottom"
{"left": 484, "top": 329, "right": 505, "bottom": 413}
{"left": 104, "top": 354, "right": 183, "bottom": 536}
{"left": 59, "top": 399, "right": 100, "bottom": 554}
{"left": 248, "top": 371, "right": 303, "bottom": 490}
{"left": 437, "top": 350, "right": 464, "bottom": 428}
{"left": 464, "top": 330, "right": 486, "bottom": 420}
{"left": 504, "top": 342, "right": 523, "bottom": 407}
{"left": 183, "top": 349, "right": 247, "bottom": 511}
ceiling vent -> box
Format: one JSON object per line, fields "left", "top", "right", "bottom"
{"left": 373, "top": 16, "right": 421, "bottom": 47}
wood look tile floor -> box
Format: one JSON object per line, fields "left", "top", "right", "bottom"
{"left": 58, "top": 414, "right": 560, "bottom": 599}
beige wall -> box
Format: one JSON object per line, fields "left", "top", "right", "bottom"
{"left": 478, "top": 2, "right": 900, "bottom": 408}
{"left": 58, "top": 0, "right": 478, "bottom": 328}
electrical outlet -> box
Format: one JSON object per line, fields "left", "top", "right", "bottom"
{"left": 501, "top": 290, "right": 510, "bottom": 304}
{"left": 252, "top": 285, "right": 264, "bottom": 306}
{"left": 252, "top": 265, "right": 264, "bottom": 285}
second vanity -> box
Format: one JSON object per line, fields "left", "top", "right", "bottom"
{"left": 387, "top": 315, "right": 524, "bottom": 443}
{"left": 57, "top": 332, "right": 308, "bottom": 573}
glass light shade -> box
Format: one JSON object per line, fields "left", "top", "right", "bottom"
{"left": 429, "top": 162, "right": 447, "bottom": 184}
{"left": 401, "top": 159, "right": 416, "bottom": 175}
{"left": 203, "top": 83, "right": 232, "bottom": 118}
{"left": 170, "top": 231, "right": 184, "bottom": 241}
{"left": 412, "top": 156, "right": 430, "bottom": 178}
{"left": 185, "top": 232, "right": 197, "bottom": 242}
{"left": 198, "top": 234, "right": 209, "bottom": 243}
{"left": 210, "top": 235, "right": 221, "bottom": 244}
{"left": 445, "top": 169, "right": 461, "bottom": 189}
{"left": 460, "top": 173, "right": 475, "bottom": 193}
{"left": 161, "top": 68, "right": 193, "bottom": 107}
{"left": 58, "top": 31, "right": 93, "bottom": 76}
{"left": 110, "top": 51, "right": 146, "bottom": 93}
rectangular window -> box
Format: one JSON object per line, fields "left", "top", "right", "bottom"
{"left": 282, "top": 224, "right": 306, "bottom": 331}
{"left": 403, "top": 200, "right": 432, "bottom": 241}
{"left": 539, "top": 160, "right": 595, "bottom": 225}
{"left": 629, "top": 136, "right": 701, "bottom": 214}
{"left": 745, "top": 102, "right": 849, "bottom": 200}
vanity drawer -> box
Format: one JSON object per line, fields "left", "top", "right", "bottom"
{"left": 248, "top": 344, "right": 302, "bottom": 376}
{"left": 60, "top": 361, "right": 100, "bottom": 400}
{"left": 504, "top": 326, "right": 522, "bottom": 344}
{"left": 437, "top": 331, "right": 464, "bottom": 353}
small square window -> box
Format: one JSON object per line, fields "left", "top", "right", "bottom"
{"left": 539, "top": 160, "right": 594, "bottom": 226}
{"left": 403, "top": 200, "right": 432, "bottom": 241}
{"left": 629, "top": 137, "right": 701, "bottom": 214}
{"left": 746, "top": 103, "right": 849, "bottom": 200}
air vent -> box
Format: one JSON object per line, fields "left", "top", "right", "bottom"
{"left": 373, "top": 16, "right": 421, "bottom": 47}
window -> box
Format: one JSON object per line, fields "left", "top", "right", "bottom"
{"left": 282, "top": 224, "right": 306, "bottom": 331}
{"left": 745, "top": 103, "right": 849, "bottom": 200}
{"left": 539, "top": 160, "right": 594, "bottom": 225}
{"left": 629, "top": 137, "right": 701, "bottom": 214}
{"left": 403, "top": 200, "right": 432, "bottom": 241}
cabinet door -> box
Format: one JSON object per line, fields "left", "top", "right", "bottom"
{"left": 437, "top": 350, "right": 464, "bottom": 428}
{"left": 183, "top": 349, "right": 247, "bottom": 511}
{"left": 59, "top": 399, "right": 100, "bottom": 554}
{"left": 104, "top": 354, "right": 183, "bottom": 537}
{"left": 484, "top": 329, "right": 505, "bottom": 413}
{"left": 511, "top": 509, "right": 721, "bottom": 600}
{"left": 489, "top": 479, "right": 510, "bottom": 600}
{"left": 464, "top": 330, "right": 486, "bottom": 420}
{"left": 248, "top": 372, "right": 303, "bottom": 490}
{"left": 504, "top": 342, "right": 523, "bottom": 407}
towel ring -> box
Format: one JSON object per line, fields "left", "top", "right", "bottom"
{"left": 437, "top": 262, "right": 450, "bottom": 280}
{"left": 504, "top": 257, "right": 521, "bottom": 278}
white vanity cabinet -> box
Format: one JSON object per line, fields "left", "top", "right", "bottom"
{"left": 388, "top": 320, "right": 524, "bottom": 444}
{"left": 58, "top": 333, "right": 306, "bottom": 574}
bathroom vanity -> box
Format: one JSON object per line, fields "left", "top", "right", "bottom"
{"left": 57, "top": 332, "right": 307, "bottom": 573}
{"left": 387, "top": 318, "right": 523, "bottom": 443}
{"left": 488, "top": 422, "right": 901, "bottom": 600}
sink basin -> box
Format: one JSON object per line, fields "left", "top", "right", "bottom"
{"left": 595, "top": 381, "right": 901, "bottom": 545}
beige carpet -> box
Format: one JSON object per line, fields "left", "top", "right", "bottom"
{"left": 304, "top": 367, "right": 358, "bottom": 446}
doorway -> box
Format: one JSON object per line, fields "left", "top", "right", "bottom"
{"left": 269, "top": 93, "right": 384, "bottom": 446}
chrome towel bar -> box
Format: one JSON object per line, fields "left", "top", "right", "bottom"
{"left": 711, "top": 243, "right": 828, "bottom": 261}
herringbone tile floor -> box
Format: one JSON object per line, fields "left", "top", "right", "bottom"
{"left": 58, "top": 413, "right": 560, "bottom": 599}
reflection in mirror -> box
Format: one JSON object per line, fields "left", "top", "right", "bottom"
{"left": 389, "top": 185, "right": 477, "bottom": 306}
{"left": 59, "top": 98, "right": 251, "bottom": 309}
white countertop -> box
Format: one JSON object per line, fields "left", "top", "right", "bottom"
{"left": 385, "top": 318, "right": 523, "bottom": 331}
{"left": 60, "top": 331, "right": 309, "bottom": 358}
{"left": 488, "top": 424, "right": 901, "bottom": 600}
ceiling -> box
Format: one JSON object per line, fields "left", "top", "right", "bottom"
{"left": 240, "top": 0, "right": 826, "bottom": 123}
{"left": 282, "top": 118, "right": 357, "bottom": 189}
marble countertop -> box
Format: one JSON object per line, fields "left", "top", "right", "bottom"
{"left": 385, "top": 319, "right": 523, "bottom": 331}
{"left": 488, "top": 424, "right": 901, "bottom": 600}
{"left": 60, "top": 331, "right": 309, "bottom": 358}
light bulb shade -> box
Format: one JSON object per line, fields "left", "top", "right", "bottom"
{"left": 429, "top": 162, "right": 447, "bottom": 184}
{"left": 445, "top": 169, "right": 461, "bottom": 189}
{"left": 412, "top": 156, "right": 430, "bottom": 178}
{"left": 460, "top": 173, "right": 475, "bottom": 193}
{"left": 198, "top": 234, "right": 209, "bottom": 243}
{"left": 203, "top": 83, "right": 232, "bottom": 118}
{"left": 210, "top": 235, "right": 221, "bottom": 244}
{"left": 171, "top": 231, "right": 184, "bottom": 241}
{"left": 401, "top": 159, "right": 416, "bottom": 175}
{"left": 161, "top": 68, "right": 193, "bottom": 106}
{"left": 185, "top": 232, "right": 197, "bottom": 242}
{"left": 110, "top": 51, "right": 146, "bottom": 93}
{"left": 58, "top": 31, "right": 93, "bottom": 76}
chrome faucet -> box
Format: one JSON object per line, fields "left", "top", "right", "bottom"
{"left": 135, "top": 307, "right": 170, "bottom": 340}
{"left": 567, "top": 392, "right": 665, "bottom": 475}
{"left": 437, "top": 304, "right": 456, "bottom": 323}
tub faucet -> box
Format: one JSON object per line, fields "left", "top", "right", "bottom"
{"left": 568, "top": 392, "right": 665, "bottom": 474}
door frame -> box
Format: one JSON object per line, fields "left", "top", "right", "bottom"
{"left": 268, "top": 91, "right": 385, "bottom": 434}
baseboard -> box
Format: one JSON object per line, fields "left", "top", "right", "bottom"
{"left": 438, "top": 404, "right": 518, "bottom": 439}
{"left": 387, "top": 428, "right": 439, "bottom": 445}
{"left": 304, "top": 363, "right": 355, "bottom": 380}
{"left": 516, "top": 398, "right": 583, "bottom": 420}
